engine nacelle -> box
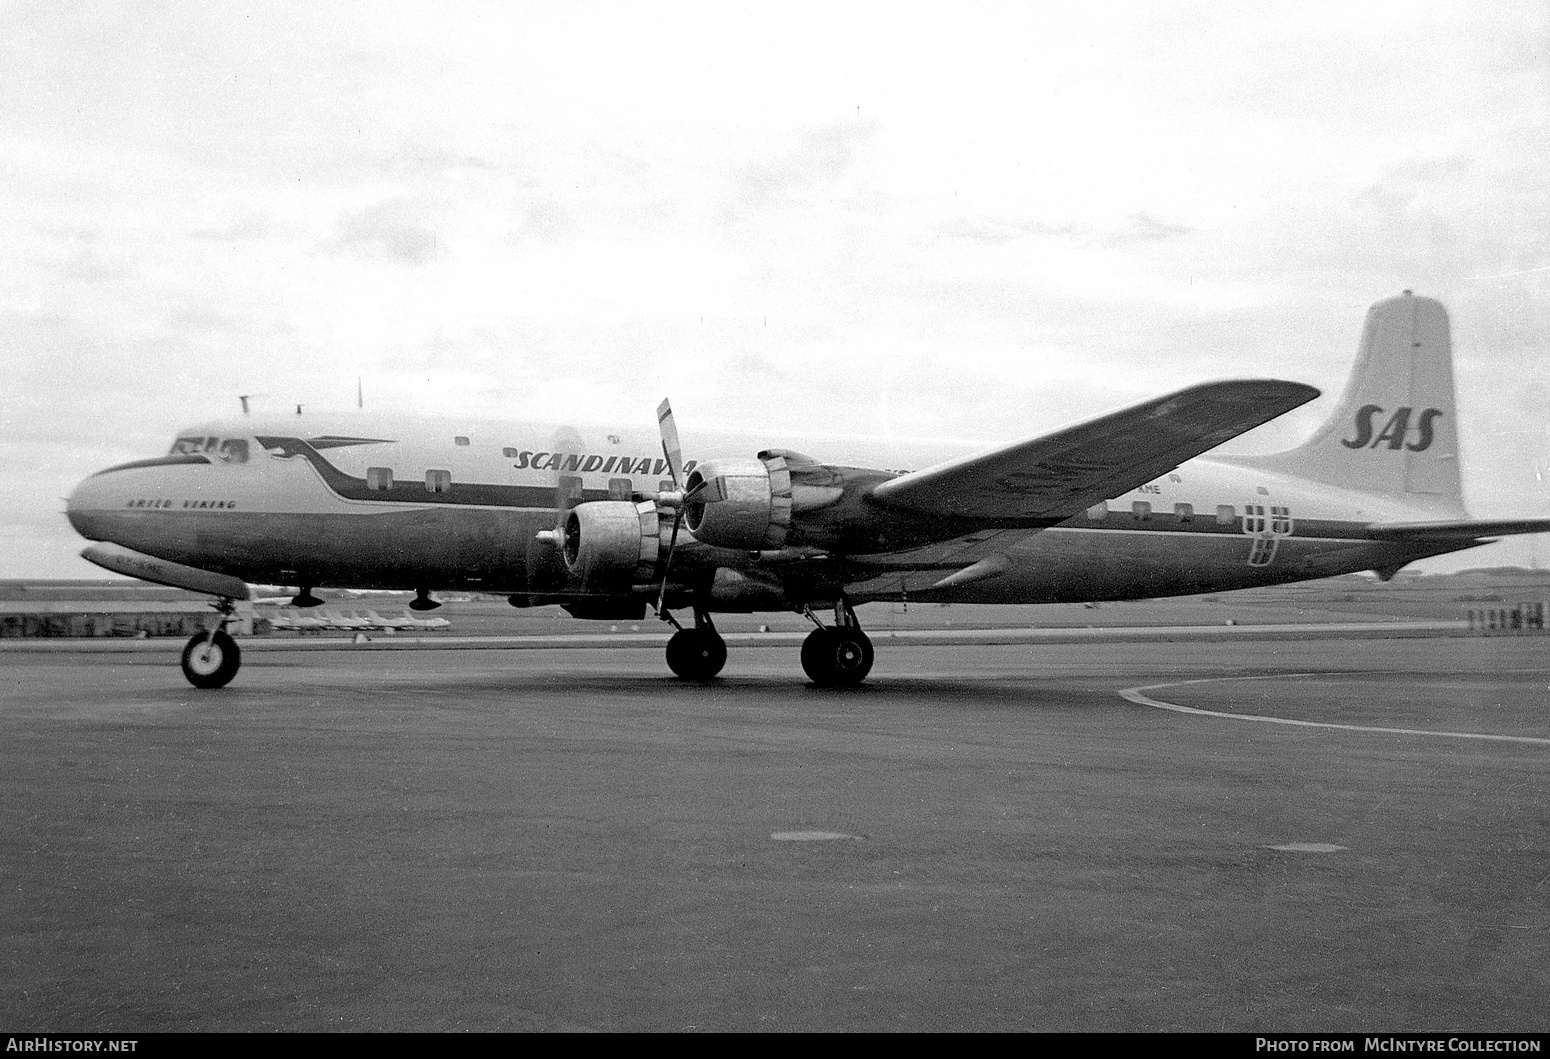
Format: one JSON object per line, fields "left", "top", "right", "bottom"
{"left": 683, "top": 454, "right": 792, "bottom": 550}
{"left": 562, "top": 500, "right": 660, "bottom": 589}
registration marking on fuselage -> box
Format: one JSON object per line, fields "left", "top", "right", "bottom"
{"left": 1119, "top": 674, "right": 1550, "bottom": 747}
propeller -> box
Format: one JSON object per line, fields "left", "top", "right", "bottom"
{"left": 653, "top": 399, "right": 727, "bottom": 613}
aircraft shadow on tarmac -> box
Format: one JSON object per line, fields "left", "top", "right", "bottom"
{"left": 244, "top": 668, "right": 1112, "bottom": 711}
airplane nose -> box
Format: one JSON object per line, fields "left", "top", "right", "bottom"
{"left": 66, "top": 471, "right": 114, "bottom": 539}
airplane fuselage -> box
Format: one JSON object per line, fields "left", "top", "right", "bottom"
{"left": 66, "top": 411, "right": 1462, "bottom": 609}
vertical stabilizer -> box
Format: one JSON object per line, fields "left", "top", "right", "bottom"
{"left": 1229, "top": 292, "right": 1464, "bottom": 509}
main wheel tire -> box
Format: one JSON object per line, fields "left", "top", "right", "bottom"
{"left": 665, "top": 628, "right": 727, "bottom": 680}
{"left": 800, "top": 628, "right": 835, "bottom": 681}
{"left": 181, "top": 630, "right": 241, "bottom": 689}
{"left": 800, "top": 627, "right": 874, "bottom": 687}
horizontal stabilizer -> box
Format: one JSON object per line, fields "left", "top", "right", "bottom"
{"left": 1366, "top": 519, "right": 1550, "bottom": 542}
{"left": 869, "top": 380, "right": 1320, "bottom": 526}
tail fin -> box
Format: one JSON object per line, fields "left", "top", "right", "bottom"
{"left": 1229, "top": 292, "right": 1464, "bottom": 510}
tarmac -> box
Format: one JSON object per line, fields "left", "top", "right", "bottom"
{"left": 2, "top": 630, "right": 1548, "bottom": 1032}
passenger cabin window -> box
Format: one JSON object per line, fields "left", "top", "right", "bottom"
{"left": 426, "top": 469, "right": 452, "bottom": 493}
{"left": 1086, "top": 502, "right": 1107, "bottom": 521}
{"left": 1174, "top": 503, "right": 1193, "bottom": 522}
{"left": 558, "top": 476, "right": 584, "bottom": 508}
{"left": 454, "top": 436, "right": 470, "bottom": 447}
{"left": 367, "top": 467, "right": 393, "bottom": 491}
{"left": 1131, "top": 501, "right": 1152, "bottom": 521}
{"left": 502, "top": 447, "right": 519, "bottom": 458}
{"left": 608, "top": 477, "right": 634, "bottom": 501}
{"left": 1215, "top": 505, "right": 1236, "bottom": 525}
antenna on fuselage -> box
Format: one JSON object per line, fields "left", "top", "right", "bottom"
{"left": 357, "top": 377, "right": 363, "bottom": 410}
{"left": 239, "top": 395, "right": 251, "bottom": 415}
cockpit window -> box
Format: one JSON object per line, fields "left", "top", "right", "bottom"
{"left": 168, "top": 436, "right": 249, "bottom": 463}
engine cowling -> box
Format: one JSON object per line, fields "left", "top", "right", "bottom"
{"left": 683, "top": 454, "right": 792, "bottom": 550}
{"left": 562, "top": 500, "right": 660, "bottom": 589}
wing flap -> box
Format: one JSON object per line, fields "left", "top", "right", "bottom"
{"left": 869, "top": 380, "right": 1320, "bottom": 524}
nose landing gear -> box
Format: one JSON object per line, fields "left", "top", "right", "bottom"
{"left": 180, "top": 598, "right": 242, "bottom": 689}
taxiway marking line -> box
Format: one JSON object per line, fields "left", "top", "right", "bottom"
{"left": 1119, "top": 674, "right": 1550, "bottom": 746}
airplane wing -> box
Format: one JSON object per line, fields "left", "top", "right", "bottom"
{"left": 1366, "top": 518, "right": 1550, "bottom": 542}
{"left": 868, "top": 380, "right": 1320, "bottom": 527}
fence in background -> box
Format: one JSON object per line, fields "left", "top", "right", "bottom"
{"left": 0, "top": 601, "right": 253, "bottom": 638}
{"left": 1465, "top": 602, "right": 1547, "bottom": 634}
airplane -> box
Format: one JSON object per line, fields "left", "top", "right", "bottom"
{"left": 317, "top": 609, "right": 369, "bottom": 632}
{"left": 64, "top": 292, "right": 1550, "bottom": 690}
{"left": 403, "top": 610, "right": 452, "bottom": 632}
{"left": 261, "top": 609, "right": 297, "bottom": 632}
{"left": 364, "top": 609, "right": 417, "bottom": 632}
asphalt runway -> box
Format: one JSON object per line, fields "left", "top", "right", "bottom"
{"left": 3, "top": 635, "right": 1548, "bottom": 1032}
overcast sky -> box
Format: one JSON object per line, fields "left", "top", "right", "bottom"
{"left": 3, "top": 0, "right": 1548, "bottom": 578}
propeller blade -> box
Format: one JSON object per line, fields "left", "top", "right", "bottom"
{"left": 657, "top": 508, "right": 683, "bottom": 614}
{"left": 651, "top": 400, "right": 727, "bottom": 617}
{"left": 657, "top": 398, "right": 684, "bottom": 491}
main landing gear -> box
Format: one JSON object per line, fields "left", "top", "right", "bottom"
{"left": 801, "top": 599, "right": 874, "bottom": 688}
{"left": 180, "top": 598, "right": 242, "bottom": 689}
{"left": 661, "top": 606, "right": 727, "bottom": 681}
{"left": 657, "top": 598, "right": 875, "bottom": 686}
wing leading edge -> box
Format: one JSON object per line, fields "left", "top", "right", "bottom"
{"left": 868, "top": 380, "right": 1320, "bottom": 527}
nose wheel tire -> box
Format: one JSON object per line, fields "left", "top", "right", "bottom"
{"left": 666, "top": 628, "right": 727, "bottom": 681}
{"left": 181, "top": 630, "right": 242, "bottom": 689}
{"left": 801, "top": 627, "right": 874, "bottom": 687}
